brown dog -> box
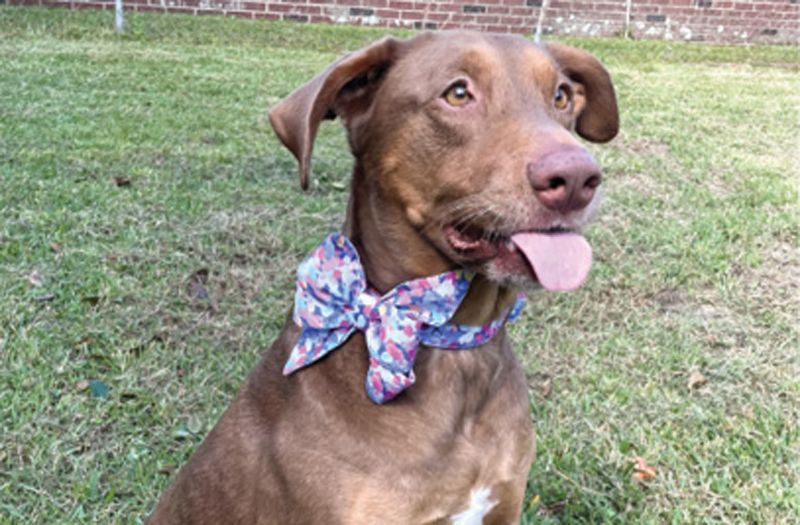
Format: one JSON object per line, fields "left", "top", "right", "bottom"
{"left": 149, "top": 31, "right": 617, "bottom": 524}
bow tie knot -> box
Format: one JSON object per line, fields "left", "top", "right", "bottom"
{"left": 348, "top": 289, "right": 380, "bottom": 331}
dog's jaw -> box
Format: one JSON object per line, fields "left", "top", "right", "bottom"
{"left": 344, "top": 164, "right": 456, "bottom": 293}
{"left": 343, "top": 165, "right": 522, "bottom": 325}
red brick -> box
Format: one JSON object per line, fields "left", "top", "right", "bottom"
{"left": 431, "top": 2, "right": 458, "bottom": 11}
{"left": 375, "top": 8, "right": 400, "bottom": 18}
{"left": 267, "top": 3, "right": 293, "bottom": 12}
{"left": 388, "top": 0, "right": 414, "bottom": 9}
{"left": 486, "top": 5, "right": 510, "bottom": 14}
{"left": 226, "top": 10, "right": 255, "bottom": 17}
{"left": 136, "top": 4, "right": 166, "bottom": 12}
{"left": 294, "top": 4, "right": 321, "bottom": 14}
{"left": 400, "top": 10, "right": 427, "bottom": 20}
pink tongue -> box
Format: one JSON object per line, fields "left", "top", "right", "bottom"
{"left": 511, "top": 232, "right": 592, "bottom": 292}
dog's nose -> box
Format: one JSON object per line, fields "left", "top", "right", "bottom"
{"left": 527, "top": 147, "right": 602, "bottom": 212}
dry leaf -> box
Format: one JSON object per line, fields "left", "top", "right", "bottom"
{"left": 537, "top": 500, "right": 566, "bottom": 516}
{"left": 539, "top": 377, "right": 552, "bottom": 398}
{"left": 113, "top": 176, "right": 131, "bottom": 187}
{"left": 688, "top": 370, "right": 707, "bottom": 390}
{"left": 186, "top": 268, "right": 210, "bottom": 300}
{"left": 49, "top": 242, "right": 61, "bottom": 253}
{"left": 73, "top": 336, "right": 93, "bottom": 348}
{"left": 27, "top": 270, "right": 44, "bottom": 287}
{"left": 187, "top": 415, "right": 202, "bottom": 434}
{"left": 76, "top": 379, "right": 90, "bottom": 391}
{"left": 527, "top": 372, "right": 552, "bottom": 399}
{"left": 632, "top": 456, "right": 657, "bottom": 482}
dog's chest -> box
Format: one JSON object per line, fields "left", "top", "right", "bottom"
{"left": 449, "top": 487, "right": 497, "bottom": 524}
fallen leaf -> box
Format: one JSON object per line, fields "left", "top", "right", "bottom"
{"left": 49, "top": 242, "right": 61, "bottom": 253}
{"left": 539, "top": 377, "right": 552, "bottom": 398}
{"left": 73, "top": 336, "right": 93, "bottom": 348}
{"left": 88, "top": 379, "right": 109, "bottom": 399}
{"left": 27, "top": 270, "right": 44, "bottom": 287}
{"left": 186, "top": 268, "right": 210, "bottom": 300}
{"left": 527, "top": 494, "right": 540, "bottom": 509}
{"left": 187, "top": 415, "right": 202, "bottom": 434}
{"left": 113, "top": 176, "right": 131, "bottom": 187}
{"left": 527, "top": 372, "right": 552, "bottom": 399}
{"left": 632, "top": 456, "right": 657, "bottom": 482}
{"left": 191, "top": 284, "right": 208, "bottom": 300}
{"left": 688, "top": 370, "right": 708, "bottom": 390}
{"left": 158, "top": 464, "right": 176, "bottom": 475}
{"left": 537, "top": 500, "right": 566, "bottom": 516}
{"left": 33, "top": 293, "right": 55, "bottom": 302}
{"left": 76, "top": 379, "right": 90, "bottom": 391}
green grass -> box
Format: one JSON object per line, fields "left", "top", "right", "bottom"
{"left": 1, "top": 6, "right": 798, "bottom": 524}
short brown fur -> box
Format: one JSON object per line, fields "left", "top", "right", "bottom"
{"left": 149, "top": 31, "right": 617, "bottom": 524}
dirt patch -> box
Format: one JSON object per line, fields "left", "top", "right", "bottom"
{"left": 620, "top": 137, "right": 672, "bottom": 158}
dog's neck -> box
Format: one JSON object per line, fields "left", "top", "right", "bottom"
{"left": 343, "top": 166, "right": 518, "bottom": 326}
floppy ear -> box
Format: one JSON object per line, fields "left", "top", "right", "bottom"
{"left": 269, "top": 37, "right": 403, "bottom": 190}
{"left": 544, "top": 42, "right": 619, "bottom": 143}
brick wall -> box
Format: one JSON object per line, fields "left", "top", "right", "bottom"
{"left": 8, "top": 0, "right": 799, "bottom": 44}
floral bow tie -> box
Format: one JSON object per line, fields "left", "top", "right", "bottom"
{"left": 283, "top": 233, "right": 525, "bottom": 404}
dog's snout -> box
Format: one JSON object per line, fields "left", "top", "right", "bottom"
{"left": 527, "top": 147, "right": 602, "bottom": 213}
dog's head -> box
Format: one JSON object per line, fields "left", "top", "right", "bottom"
{"left": 270, "top": 32, "right": 618, "bottom": 292}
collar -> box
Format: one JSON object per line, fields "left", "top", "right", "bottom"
{"left": 283, "top": 233, "right": 525, "bottom": 404}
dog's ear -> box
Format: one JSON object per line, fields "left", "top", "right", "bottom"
{"left": 269, "top": 37, "right": 403, "bottom": 190}
{"left": 544, "top": 42, "right": 619, "bottom": 143}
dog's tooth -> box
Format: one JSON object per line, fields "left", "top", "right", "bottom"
{"left": 506, "top": 241, "right": 516, "bottom": 252}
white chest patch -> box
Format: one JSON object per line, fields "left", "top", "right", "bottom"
{"left": 450, "top": 487, "right": 497, "bottom": 525}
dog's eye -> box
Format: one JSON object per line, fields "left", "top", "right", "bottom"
{"left": 554, "top": 86, "right": 570, "bottom": 110}
{"left": 443, "top": 82, "right": 471, "bottom": 107}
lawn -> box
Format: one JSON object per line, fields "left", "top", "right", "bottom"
{"left": 1, "top": 6, "right": 798, "bottom": 524}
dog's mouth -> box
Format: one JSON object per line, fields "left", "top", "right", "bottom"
{"left": 443, "top": 224, "right": 592, "bottom": 291}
